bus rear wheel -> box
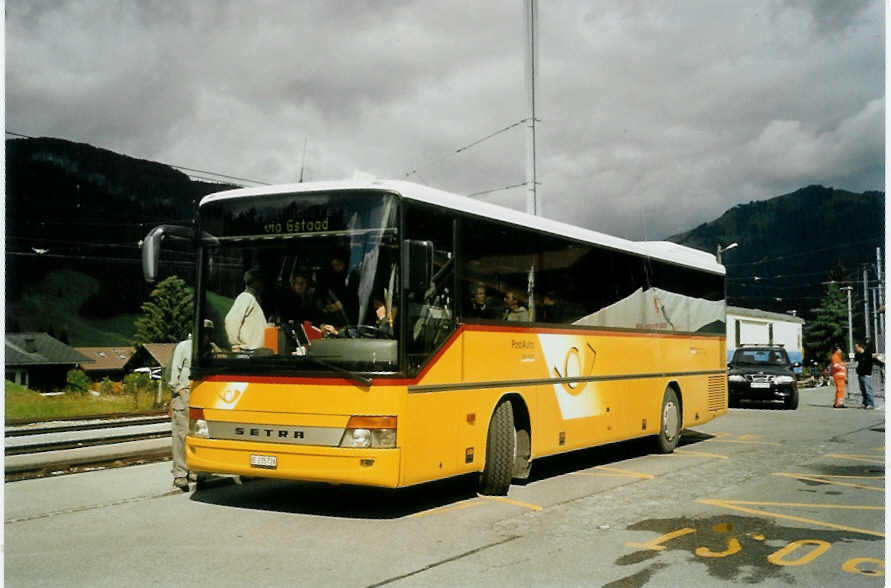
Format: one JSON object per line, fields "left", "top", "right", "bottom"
{"left": 478, "top": 401, "right": 516, "bottom": 496}
{"left": 654, "top": 388, "right": 681, "bottom": 454}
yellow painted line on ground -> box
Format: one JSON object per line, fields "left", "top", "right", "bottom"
{"left": 697, "top": 498, "right": 885, "bottom": 538}
{"left": 737, "top": 434, "right": 760, "bottom": 440}
{"left": 707, "top": 439, "right": 781, "bottom": 446}
{"left": 703, "top": 499, "right": 884, "bottom": 510}
{"left": 826, "top": 454, "right": 885, "bottom": 465}
{"left": 571, "top": 471, "right": 646, "bottom": 480}
{"left": 788, "top": 474, "right": 883, "bottom": 479}
{"left": 477, "top": 495, "right": 543, "bottom": 512}
{"left": 673, "top": 449, "right": 729, "bottom": 459}
{"left": 871, "top": 446, "right": 884, "bottom": 452}
{"left": 773, "top": 472, "right": 884, "bottom": 492}
{"left": 407, "top": 499, "right": 482, "bottom": 518}
{"left": 626, "top": 527, "right": 696, "bottom": 551}
{"left": 593, "top": 466, "right": 655, "bottom": 479}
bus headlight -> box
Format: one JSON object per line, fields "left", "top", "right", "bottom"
{"left": 340, "top": 416, "right": 397, "bottom": 448}
{"left": 189, "top": 407, "right": 209, "bottom": 438}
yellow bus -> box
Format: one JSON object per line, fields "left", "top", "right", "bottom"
{"left": 143, "top": 180, "right": 727, "bottom": 495}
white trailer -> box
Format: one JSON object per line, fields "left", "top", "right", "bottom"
{"left": 726, "top": 306, "right": 805, "bottom": 365}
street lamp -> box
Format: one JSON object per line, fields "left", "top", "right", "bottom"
{"left": 841, "top": 286, "right": 854, "bottom": 360}
{"left": 716, "top": 242, "right": 738, "bottom": 264}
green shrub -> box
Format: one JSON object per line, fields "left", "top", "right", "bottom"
{"left": 98, "top": 377, "right": 114, "bottom": 395}
{"left": 123, "top": 372, "right": 151, "bottom": 396}
{"left": 65, "top": 369, "right": 93, "bottom": 394}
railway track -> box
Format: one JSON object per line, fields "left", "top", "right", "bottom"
{"left": 5, "top": 416, "right": 173, "bottom": 481}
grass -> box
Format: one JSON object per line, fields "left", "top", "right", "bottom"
{"left": 5, "top": 380, "right": 168, "bottom": 422}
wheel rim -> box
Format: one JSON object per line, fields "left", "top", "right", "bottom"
{"left": 662, "top": 400, "right": 679, "bottom": 441}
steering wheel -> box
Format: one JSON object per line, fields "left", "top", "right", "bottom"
{"left": 354, "top": 324, "right": 383, "bottom": 338}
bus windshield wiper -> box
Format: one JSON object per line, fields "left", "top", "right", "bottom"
{"left": 296, "top": 355, "right": 372, "bottom": 387}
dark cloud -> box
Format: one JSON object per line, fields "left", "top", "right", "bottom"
{"left": 6, "top": 0, "right": 883, "bottom": 240}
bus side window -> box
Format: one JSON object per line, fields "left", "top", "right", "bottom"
{"left": 403, "top": 203, "right": 456, "bottom": 374}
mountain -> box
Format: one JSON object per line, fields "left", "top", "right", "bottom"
{"left": 669, "top": 185, "right": 884, "bottom": 335}
{"left": 5, "top": 137, "right": 237, "bottom": 343}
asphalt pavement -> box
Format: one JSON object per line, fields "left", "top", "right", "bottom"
{"left": 4, "top": 385, "right": 885, "bottom": 587}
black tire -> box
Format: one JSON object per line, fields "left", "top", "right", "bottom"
{"left": 478, "top": 401, "right": 516, "bottom": 496}
{"left": 194, "top": 473, "right": 210, "bottom": 491}
{"left": 784, "top": 389, "right": 799, "bottom": 410}
{"left": 654, "top": 388, "right": 681, "bottom": 454}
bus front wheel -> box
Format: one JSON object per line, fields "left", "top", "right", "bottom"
{"left": 654, "top": 388, "right": 681, "bottom": 454}
{"left": 478, "top": 401, "right": 516, "bottom": 496}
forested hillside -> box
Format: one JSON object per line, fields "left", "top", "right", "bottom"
{"left": 670, "top": 185, "right": 884, "bottom": 340}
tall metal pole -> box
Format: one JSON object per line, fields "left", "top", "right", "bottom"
{"left": 872, "top": 287, "right": 879, "bottom": 347}
{"left": 863, "top": 265, "right": 871, "bottom": 342}
{"left": 524, "top": 0, "right": 539, "bottom": 216}
{"left": 842, "top": 286, "right": 854, "bottom": 359}
{"left": 877, "top": 247, "right": 885, "bottom": 343}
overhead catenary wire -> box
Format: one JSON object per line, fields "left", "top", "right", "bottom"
{"left": 467, "top": 181, "right": 530, "bottom": 198}
{"left": 402, "top": 118, "right": 531, "bottom": 179}
{"left": 722, "top": 236, "right": 884, "bottom": 268}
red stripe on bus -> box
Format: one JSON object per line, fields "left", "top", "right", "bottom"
{"left": 201, "top": 324, "right": 722, "bottom": 386}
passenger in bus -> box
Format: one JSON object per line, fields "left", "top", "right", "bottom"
{"left": 503, "top": 288, "right": 530, "bottom": 322}
{"left": 224, "top": 269, "right": 268, "bottom": 351}
{"left": 466, "top": 283, "right": 497, "bottom": 319}
{"left": 373, "top": 298, "right": 398, "bottom": 338}
{"left": 539, "top": 290, "right": 564, "bottom": 323}
{"left": 316, "top": 254, "right": 358, "bottom": 327}
{"left": 278, "top": 271, "right": 318, "bottom": 325}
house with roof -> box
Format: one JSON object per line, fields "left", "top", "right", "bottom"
{"left": 73, "top": 346, "right": 135, "bottom": 381}
{"left": 124, "top": 342, "right": 178, "bottom": 379}
{"left": 5, "top": 332, "right": 94, "bottom": 391}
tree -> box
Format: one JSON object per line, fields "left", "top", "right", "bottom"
{"left": 133, "top": 275, "right": 193, "bottom": 344}
{"left": 804, "top": 282, "right": 848, "bottom": 365}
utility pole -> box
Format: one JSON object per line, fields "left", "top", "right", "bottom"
{"left": 841, "top": 286, "right": 854, "bottom": 359}
{"left": 524, "top": 0, "right": 540, "bottom": 216}
{"left": 863, "top": 265, "right": 871, "bottom": 342}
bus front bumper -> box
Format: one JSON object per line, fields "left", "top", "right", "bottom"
{"left": 186, "top": 437, "right": 402, "bottom": 488}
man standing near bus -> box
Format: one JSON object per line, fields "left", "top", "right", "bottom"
{"left": 169, "top": 320, "right": 215, "bottom": 490}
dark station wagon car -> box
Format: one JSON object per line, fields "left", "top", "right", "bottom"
{"left": 727, "top": 345, "right": 800, "bottom": 409}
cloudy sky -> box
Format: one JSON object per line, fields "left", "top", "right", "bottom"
{"left": 6, "top": 0, "right": 884, "bottom": 239}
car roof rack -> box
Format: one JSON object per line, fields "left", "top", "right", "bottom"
{"left": 738, "top": 343, "right": 785, "bottom": 348}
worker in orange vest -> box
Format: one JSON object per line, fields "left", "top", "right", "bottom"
{"left": 830, "top": 346, "right": 847, "bottom": 408}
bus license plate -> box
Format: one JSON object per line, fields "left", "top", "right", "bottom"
{"left": 750, "top": 382, "right": 771, "bottom": 389}
{"left": 249, "top": 454, "right": 277, "bottom": 469}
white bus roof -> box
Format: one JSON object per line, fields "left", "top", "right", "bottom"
{"left": 200, "top": 179, "right": 724, "bottom": 275}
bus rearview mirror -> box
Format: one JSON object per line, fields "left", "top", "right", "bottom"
{"left": 403, "top": 239, "right": 433, "bottom": 295}
{"left": 141, "top": 225, "right": 195, "bottom": 283}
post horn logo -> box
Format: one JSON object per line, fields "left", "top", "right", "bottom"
{"left": 553, "top": 343, "right": 597, "bottom": 396}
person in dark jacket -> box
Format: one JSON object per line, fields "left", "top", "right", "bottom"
{"left": 854, "top": 341, "right": 883, "bottom": 409}
{"left": 540, "top": 290, "right": 565, "bottom": 323}
{"left": 466, "top": 283, "right": 497, "bottom": 319}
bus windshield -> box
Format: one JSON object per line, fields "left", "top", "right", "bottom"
{"left": 196, "top": 190, "right": 400, "bottom": 375}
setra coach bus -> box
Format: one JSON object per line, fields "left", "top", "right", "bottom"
{"left": 142, "top": 179, "right": 727, "bottom": 495}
